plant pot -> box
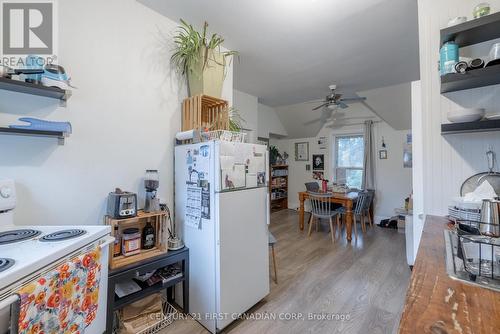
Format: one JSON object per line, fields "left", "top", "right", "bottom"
{"left": 187, "top": 47, "right": 224, "bottom": 98}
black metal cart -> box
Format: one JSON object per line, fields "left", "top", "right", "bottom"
{"left": 106, "top": 247, "right": 189, "bottom": 334}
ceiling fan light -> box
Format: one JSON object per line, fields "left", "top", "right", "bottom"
{"left": 327, "top": 104, "right": 337, "bottom": 110}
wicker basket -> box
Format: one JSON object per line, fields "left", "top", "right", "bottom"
{"left": 117, "top": 296, "right": 177, "bottom": 334}
{"left": 201, "top": 130, "right": 247, "bottom": 143}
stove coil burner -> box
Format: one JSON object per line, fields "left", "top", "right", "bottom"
{"left": 40, "top": 229, "right": 87, "bottom": 242}
{"left": 0, "top": 229, "right": 41, "bottom": 245}
{"left": 0, "top": 258, "right": 15, "bottom": 273}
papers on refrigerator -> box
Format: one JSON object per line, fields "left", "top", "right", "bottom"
{"left": 186, "top": 186, "right": 202, "bottom": 229}
{"left": 221, "top": 164, "right": 246, "bottom": 190}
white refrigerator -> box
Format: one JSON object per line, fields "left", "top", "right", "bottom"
{"left": 174, "top": 140, "right": 270, "bottom": 333}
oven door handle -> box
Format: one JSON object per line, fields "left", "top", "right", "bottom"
{"left": 0, "top": 295, "right": 19, "bottom": 311}
{"left": 99, "top": 235, "right": 115, "bottom": 250}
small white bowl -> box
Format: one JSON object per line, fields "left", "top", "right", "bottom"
{"left": 448, "top": 16, "right": 467, "bottom": 27}
{"left": 447, "top": 108, "right": 485, "bottom": 123}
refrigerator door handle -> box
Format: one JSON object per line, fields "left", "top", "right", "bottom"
{"left": 266, "top": 191, "right": 270, "bottom": 225}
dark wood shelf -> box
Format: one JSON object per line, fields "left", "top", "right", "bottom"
{"left": 0, "top": 127, "right": 67, "bottom": 144}
{"left": 441, "top": 119, "right": 500, "bottom": 134}
{"left": 441, "top": 64, "right": 500, "bottom": 93}
{"left": 440, "top": 11, "right": 500, "bottom": 47}
{"left": 0, "top": 77, "right": 71, "bottom": 102}
{"left": 271, "top": 165, "right": 288, "bottom": 168}
{"left": 114, "top": 276, "right": 184, "bottom": 309}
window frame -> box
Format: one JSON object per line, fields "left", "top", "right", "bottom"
{"left": 332, "top": 133, "right": 365, "bottom": 188}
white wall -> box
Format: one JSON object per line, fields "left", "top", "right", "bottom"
{"left": 273, "top": 121, "right": 412, "bottom": 222}
{"left": 416, "top": 0, "right": 500, "bottom": 218}
{"left": 233, "top": 89, "right": 258, "bottom": 142}
{"left": 411, "top": 81, "right": 424, "bottom": 257}
{"left": 359, "top": 82, "right": 412, "bottom": 130}
{"left": 258, "top": 103, "right": 287, "bottom": 138}
{"left": 0, "top": 0, "right": 233, "bottom": 226}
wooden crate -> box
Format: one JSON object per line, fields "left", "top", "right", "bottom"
{"left": 182, "top": 95, "right": 229, "bottom": 131}
{"left": 105, "top": 211, "right": 167, "bottom": 270}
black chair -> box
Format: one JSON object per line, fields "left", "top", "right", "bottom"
{"left": 304, "top": 182, "right": 320, "bottom": 192}
{"left": 337, "top": 191, "right": 370, "bottom": 239}
{"left": 363, "top": 189, "right": 375, "bottom": 228}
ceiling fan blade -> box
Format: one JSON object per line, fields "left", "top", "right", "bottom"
{"left": 337, "top": 101, "right": 349, "bottom": 109}
{"left": 340, "top": 97, "right": 367, "bottom": 102}
{"left": 312, "top": 103, "right": 328, "bottom": 111}
{"left": 303, "top": 109, "right": 333, "bottom": 125}
{"left": 305, "top": 99, "right": 327, "bottom": 103}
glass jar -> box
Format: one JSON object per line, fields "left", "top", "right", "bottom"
{"left": 473, "top": 3, "right": 491, "bottom": 18}
{"left": 122, "top": 228, "right": 141, "bottom": 256}
{"left": 144, "top": 170, "right": 159, "bottom": 191}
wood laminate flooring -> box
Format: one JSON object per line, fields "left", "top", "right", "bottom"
{"left": 162, "top": 209, "right": 410, "bottom": 334}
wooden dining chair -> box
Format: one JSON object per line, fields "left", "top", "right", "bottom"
{"left": 307, "top": 192, "right": 341, "bottom": 243}
{"left": 269, "top": 231, "right": 278, "bottom": 284}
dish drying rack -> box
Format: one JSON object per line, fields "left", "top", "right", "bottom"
{"left": 456, "top": 220, "right": 500, "bottom": 282}
{"left": 201, "top": 130, "right": 247, "bottom": 143}
{"left": 448, "top": 206, "right": 481, "bottom": 222}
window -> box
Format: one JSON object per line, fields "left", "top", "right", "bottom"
{"left": 334, "top": 135, "right": 364, "bottom": 189}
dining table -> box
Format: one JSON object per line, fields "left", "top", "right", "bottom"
{"left": 298, "top": 191, "right": 359, "bottom": 242}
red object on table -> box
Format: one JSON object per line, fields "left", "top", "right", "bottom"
{"left": 322, "top": 179, "right": 328, "bottom": 192}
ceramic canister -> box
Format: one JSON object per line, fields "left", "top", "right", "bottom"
{"left": 440, "top": 42, "right": 459, "bottom": 76}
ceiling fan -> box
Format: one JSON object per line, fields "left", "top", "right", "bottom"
{"left": 311, "top": 84, "right": 367, "bottom": 111}
{"left": 303, "top": 85, "right": 367, "bottom": 125}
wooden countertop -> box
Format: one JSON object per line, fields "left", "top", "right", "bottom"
{"left": 399, "top": 215, "right": 500, "bottom": 333}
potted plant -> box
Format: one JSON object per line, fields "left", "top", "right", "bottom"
{"left": 269, "top": 146, "right": 280, "bottom": 165}
{"left": 171, "top": 20, "right": 238, "bottom": 98}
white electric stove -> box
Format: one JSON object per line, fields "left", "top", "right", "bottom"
{"left": 0, "top": 179, "right": 113, "bottom": 334}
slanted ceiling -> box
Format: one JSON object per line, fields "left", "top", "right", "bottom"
{"left": 274, "top": 83, "right": 412, "bottom": 139}
{"left": 138, "top": 0, "right": 419, "bottom": 106}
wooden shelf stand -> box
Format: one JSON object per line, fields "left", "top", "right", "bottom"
{"left": 105, "top": 210, "right": 167, "bottom": 270}
{"left": 270, "top": 165, "right": 288, "bottom": 212}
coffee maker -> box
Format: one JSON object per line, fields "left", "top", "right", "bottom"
{"left": 144, "top": 169, "right": 160, "bottom": 212}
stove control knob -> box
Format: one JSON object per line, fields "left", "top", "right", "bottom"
{"left": 0, "top": 186, "right": 12, "bottom": 198}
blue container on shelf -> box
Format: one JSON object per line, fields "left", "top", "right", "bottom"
{"left": 440, "top": 42, "right": 459, "bottom": 76}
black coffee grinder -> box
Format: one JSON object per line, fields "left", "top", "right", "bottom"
{"left": 144, "top": 169, "right": 160, "bottom": 212}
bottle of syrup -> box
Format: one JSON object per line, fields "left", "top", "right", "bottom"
{"left": 142, "top": 219, "right": 156, "bottom": 249}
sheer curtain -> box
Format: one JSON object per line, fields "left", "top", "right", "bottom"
{"left": 362, "top": 120, "right": 375, "bottom": 189}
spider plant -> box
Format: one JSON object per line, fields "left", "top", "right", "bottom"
{"left": 209, "top": 107, "right": 245, "bottom": 132}
{"left": 227, "top": 107, "right": 245, "bottom": 132}
{"left": 171, "top": 20, "right": 238, "bottom": 83}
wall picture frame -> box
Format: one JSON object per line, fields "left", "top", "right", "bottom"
{"left": 312, "top": 154, "right": 324, "bottom": 170}
{"left": 379, "top": 149, "right": 387, "bottom": 159}
{"left": 295, "top": 142, "right": 309, "bottom": 161}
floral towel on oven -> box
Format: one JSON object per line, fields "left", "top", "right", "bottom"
{"left": 16, "top": 246, "right": 102, "bottom": 334}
